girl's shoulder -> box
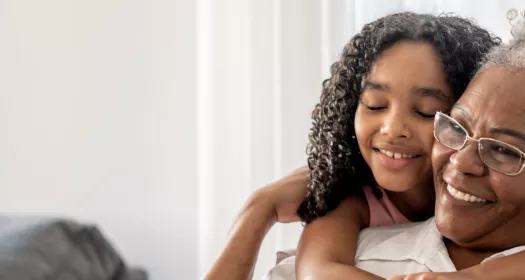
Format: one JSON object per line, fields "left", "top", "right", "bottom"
{"left": 337, "top": 189, "right": 370, "bottom": 228}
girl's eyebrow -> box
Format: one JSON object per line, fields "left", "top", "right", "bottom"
{"left": 363, "top": 80, "right": 449, "bottom": 102}
{"left": 362, "top": 80, "right": 390, "bottom": 91}
{"left": 415, "top": 87, "right": 450, "bottom": 102}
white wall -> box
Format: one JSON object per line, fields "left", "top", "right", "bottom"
{"left": 1, "top": 1, "right": 197, "bottom": 279}
{"left": 1, "top": 1, "right": 523, "bottom": 280}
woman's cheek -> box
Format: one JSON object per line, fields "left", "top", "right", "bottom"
{"left": 432, "top": 141, "right": 452, "bottom": 171}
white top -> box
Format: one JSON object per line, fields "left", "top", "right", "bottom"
{"left": 262, "top": 218, "right": 525, "bottom": 280}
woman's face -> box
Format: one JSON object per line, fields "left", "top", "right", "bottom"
{"left": 433, "top": 66, "right": 525, "bottom": 250}
{"left": 355, "top": 41, "right": 454, "bottom": 193}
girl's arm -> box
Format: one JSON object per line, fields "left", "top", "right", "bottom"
{"left": 204, "top": 166, "right": 309, "bottom": 280}
{"left": 388, "top": 239, "right": 525, "bottom": 280}
{"left": 295, "top": 193, "right": 384, "bottom": 280}
{"left": 203, "top": 189, "right": 274, "bottom": 280}
{"left": 461, "top": 251, "right": 525, "bottom": 279}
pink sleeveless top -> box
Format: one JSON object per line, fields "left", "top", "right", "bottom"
{"left": 363, "top": 186, "right": 410, "bottom": 227}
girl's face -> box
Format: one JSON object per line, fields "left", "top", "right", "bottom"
{"left": 354, "top": 41, "right": 454, "bottom": 193}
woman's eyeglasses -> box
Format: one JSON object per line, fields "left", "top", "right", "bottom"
{"left": 433, "top": 111, "right": 525, "bottom": 176}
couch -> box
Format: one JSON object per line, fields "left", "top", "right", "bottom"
{"left": 0, "top": 216, "right": 147, "bottom": 280}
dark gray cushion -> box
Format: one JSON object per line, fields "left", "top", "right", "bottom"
{"left": 0, "top": 217, "right": 147, "bottom": 280}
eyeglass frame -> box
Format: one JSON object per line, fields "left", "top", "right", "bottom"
{"left": 433, "top": 111, "right": 525, "bottom": 176}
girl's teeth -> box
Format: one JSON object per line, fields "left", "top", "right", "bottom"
{"left": 446, "top": 184, "right": 487, "bottom": 203}
{"left": 380, "top": 150, "right": 415, "bottom": 159}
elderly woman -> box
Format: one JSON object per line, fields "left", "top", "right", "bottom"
{"left": 262, "top": 19, "right": 525, "bottom": 280}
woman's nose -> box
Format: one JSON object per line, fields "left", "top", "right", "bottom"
{"left": 449, "top": 141, "right": 486, "bottom": 176}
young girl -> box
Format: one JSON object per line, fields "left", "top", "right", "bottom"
{"left": 294, "top": 12, "right": 512, "bottom": 279}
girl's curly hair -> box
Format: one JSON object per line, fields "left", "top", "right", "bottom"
{"left": 298, "top": 12, "right": 501, "bottom": 223}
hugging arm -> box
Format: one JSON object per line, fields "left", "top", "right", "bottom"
{"left": 460, "top": 251, "right": 525, "bottom": 280}
{"left": 296, "top": 194, "right": 384, "bottom": 280}
{"left": 203, "top": 190, "right": 275, "bottom": 280}
{"left": 204, "top": 167, "right": 309, "bottom": 280}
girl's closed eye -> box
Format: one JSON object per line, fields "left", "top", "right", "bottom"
{"left": 362, "top": 102, "right": 440, "bottom": 118}
{"left": 359, "top": 95, "right": 387, "bottom": 112}
{"left": 416, "top": 111, "right": 436, "bottom": 119}
{"left": 416, "top": 100, "right": 450, "bottom": 119}
{"left": 366, "top": 104, "right": 386, "bottom": 111}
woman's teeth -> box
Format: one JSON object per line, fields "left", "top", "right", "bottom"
{"left": 447, "top": 184, "right": 487, "bottom": 203}
{"left": 379, "top": 149, "right": 416, "bottom": 159}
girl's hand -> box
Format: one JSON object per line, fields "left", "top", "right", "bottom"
{"left": 388, "top": 271, "right": 474, "bottom": 280}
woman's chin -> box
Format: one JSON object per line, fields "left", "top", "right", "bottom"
{"left": 434, "top": 202, "right": 488, "bottom": 248}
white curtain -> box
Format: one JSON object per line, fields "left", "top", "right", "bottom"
{"left": 1, "top": 1, "right": 522, "bottom": 280}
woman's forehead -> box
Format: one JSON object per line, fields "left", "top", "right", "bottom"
{"left": 457, "top": 67, "right": 525, "bottom": 117}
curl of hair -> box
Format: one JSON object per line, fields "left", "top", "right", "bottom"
{"left": 298, "top": 12, "right": 501, "bottom": 223}
{"left": 482, "top": 9, "right": 525, "bottom": 70}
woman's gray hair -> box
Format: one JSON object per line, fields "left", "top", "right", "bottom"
{"left": 481, "top": 9, "right": 525, "bottom": 70}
